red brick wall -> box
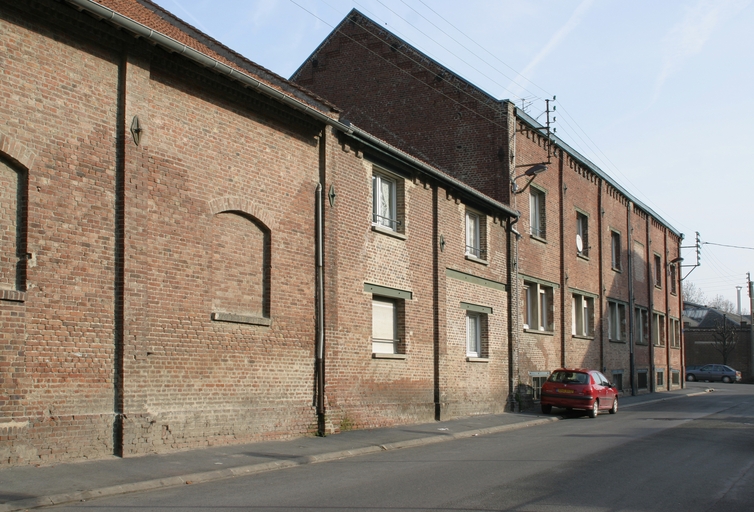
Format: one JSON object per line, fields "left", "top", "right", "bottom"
{"left": 0, "top": 1, "right": 328, "bottom": 464}
{"left": 1, "top": 2, "right": 122, "bottom": 464}
{"left": 293, "top": 11, "right": 509, "bottom": 203}
{"left": 322, "top": 134, "right": 512, "bottom": 428}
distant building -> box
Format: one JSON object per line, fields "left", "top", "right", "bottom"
{"left": 683, "top": 302, "right": 752, "bottom": 378}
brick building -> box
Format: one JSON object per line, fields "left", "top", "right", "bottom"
{"left": 683, "top": 303, "right": 753, "bottom": 380}
{"left": 1, "top": 0, "right": 522, "bottom": 466}
{"left": 292, "top": 9, "right": 685, "bottom": 402}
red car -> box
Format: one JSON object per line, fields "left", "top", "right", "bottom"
{"left": 540, "top": 368, "right": 618, "bottom": 418}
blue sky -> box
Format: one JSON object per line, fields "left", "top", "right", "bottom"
{"left": 152, "top": 0, "right": 754, "bottom": 312}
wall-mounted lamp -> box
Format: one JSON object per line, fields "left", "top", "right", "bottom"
{"left": 668, "top": 256, "right": 683, "bottom": 266}
{"left": 512, "top": 164, "right": 548, "bottom": 194}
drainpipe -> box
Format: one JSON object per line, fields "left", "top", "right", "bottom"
{"left": 315, "top": 127, "right": 326, "bottom": 434}
{"left": 558, "top": 152, "right": 566, "bottom": 368}
{"left": 647, "top": 216, "right": 655, "bottom": 393}
{"left": 508, "top": 216, "right": 521, "bottom": 410}
{"left": 627, "top": 202, "right": 636, "bottom": 396}
{"left": 598, "top": 181, "right": 605, "bottom": 373}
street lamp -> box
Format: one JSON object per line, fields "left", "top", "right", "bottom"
{"left": 512, "top": 164, "right": 548, "bottom": 194}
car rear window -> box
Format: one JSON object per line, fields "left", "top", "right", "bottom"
{"left": 548, "top": 371, "right": 589, "bottom": 384}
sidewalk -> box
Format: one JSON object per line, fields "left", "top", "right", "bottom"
{"left": 0, "top": 387, "right": 706, "bottom": 511}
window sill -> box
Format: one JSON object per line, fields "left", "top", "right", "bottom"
{"left": 371, "top": 225, "right": 406, "bottom": 240}
{"left": 577, "top": 253, "right": 590, "bottom": 261}
{"left": 530, "top": 234, "right": 547, "bottom": 244}
{"left": 572, "top": 334, "right": 594, "bottom": 341}
{"left": 0, "top": 289, "right": 26, "bottom": 302}
{"left": 654, "top": 344, "right": 666, "bottom": 348}
{"left": 608, "top": 339, "right": 627, "bottom": 343}
{"left": 465, "top": 254, "right": 489, "bottom": 265}
{"left": 524, "top": 328, "right": 554, "bottom": 336}
{"left": 611, "top": 266, "right": 622, "bottom": 273}
{"left": 372, "top": 352, "right": 407, "bottom": 360}
{"left": 211, "top": 312, "right": 271, "bottom": 326}
{"left": 466, "top": 356, "right": 489, "bottom": 363}
{"left": 654, "top": 285, "right": 662, "bottom": 290}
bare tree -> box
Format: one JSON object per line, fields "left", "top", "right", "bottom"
{"left": 709, "top": 294, "right": 736, "bottom": 314}
{"left": 682, "top": 281, "right": 707, "bottom": 304}
{"left": 713, "top": 314, "right": 738, "bottom": 365}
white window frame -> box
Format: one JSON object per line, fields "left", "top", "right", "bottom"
{"left": 576, "top": 212, "right": 588, "bottom": 257}
{"left": 372, "top": 173, "right": 397, "bottom": 231}
{"left": 634, "top": 306, "right": 649, "bottom": 345}
{"left": 654, "top": 254, "right": 662, "bottom": 289}
{"left": 670, "top": 264, "right": 678, "bottom": 295}
{"left": 572, "top": 293, "right": 594, "bottom": 337}
{"left": 529, "top": 187, "right": 546, "bottom": 239}
{"left": 466, "top": 311, "right": 481, "bottom": 357}
{"left": 532, "top": 376, "right": 547, "bottom": 400}
{"left": 653, "top": 312, "right": 666, "bottom": 347}
{"left": 608, "top": 300, "right": 627, "bottom": 341}
{"left": 611, "top": 231, "right": 622, "bottom": 270}
{"left": 372, "top": 296, "right": 398, "bottom": 354}
{"left": 524, "top": 281, "right": 554, "bottom": 332}
{"left": 669, "top": 318, "right": 681, "bottom": 348}
{"left": 465, "top": 211, "right": 484, "bottom": 259}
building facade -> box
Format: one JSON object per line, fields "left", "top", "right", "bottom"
{"left": 1, "top": 0, "right": 521, "bottom": 465}
{"left": 292, "top": 9, "right": 685, "bottom": 402}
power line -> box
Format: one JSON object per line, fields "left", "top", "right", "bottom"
{"left": 703, "top": 242, "right": 754, "bottom": 250}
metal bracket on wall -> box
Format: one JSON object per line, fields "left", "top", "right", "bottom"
{"left": 130, "top": 115, "right": 142, "bottom": 146}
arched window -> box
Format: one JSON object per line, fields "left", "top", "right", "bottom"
{"left": 0, "top": 155, "right": 26, "bottom": 293}
{"left": 210, "top": 211, "right": 270, "bottom": 325}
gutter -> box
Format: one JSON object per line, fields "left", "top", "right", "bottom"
{"left": 65, "top": 0, "right": 519, "bottom": 221}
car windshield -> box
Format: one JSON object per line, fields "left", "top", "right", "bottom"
{"left": 548, "top": 371, "right": 589, "bottom": 384}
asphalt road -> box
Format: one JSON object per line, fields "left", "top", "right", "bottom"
{"left": 50, "top": 382, "right": 754, "bottom": 511}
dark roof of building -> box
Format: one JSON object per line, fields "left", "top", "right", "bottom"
{"left": 683, "top": 302, "right": 749, "bottom": 329}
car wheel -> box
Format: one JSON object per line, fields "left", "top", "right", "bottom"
{"left": 722, "top": 376, "right": 732, "bottom": 383}
{"left": 541, "top": 404, "right": 552, "bottom": 414}
{"left": 609, "top": 398, "right": 618, "bottom": 414}
{"left": 686, "top": 374, "right": 696, "bottom": 382}
{"left": 589, "top": 400, "right": 599, "bottom": 418}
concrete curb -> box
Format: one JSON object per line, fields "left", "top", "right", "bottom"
{"left": 0, "top": 417, "right": 560, "bottom": 512}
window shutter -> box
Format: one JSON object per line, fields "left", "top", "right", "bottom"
{"left": 372, "top": 298, "right": 397, "bottom": 354}
{"left": 467, "top": 313, "right": 479, "bottom": 355}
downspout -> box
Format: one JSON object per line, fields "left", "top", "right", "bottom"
{"left": 647, "top": 216, "right": 655, "bottom": 393}
{"left": 664, "top": 233, "right": 671, "bottom": 388}
{"left": 679, "top": 233, "right": 686, "bottom": 388}
{"left": 598, "top": 181, "right": 605, "bottom": 373}
{"left": 628, "top": 202, "right": 636, "bottom": 396}
{"left": 315, "top": 130, "right": 326, "bottom": 435}
{"left": 508, "top": 216, "right": 521, "bottom": 410}
{"left": 559, "top": 152, "right": 566, "bottom": 368}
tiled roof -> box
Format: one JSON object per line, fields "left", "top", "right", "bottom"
{"left": 89, "top": 0, "right": 339, "bottom": 114}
